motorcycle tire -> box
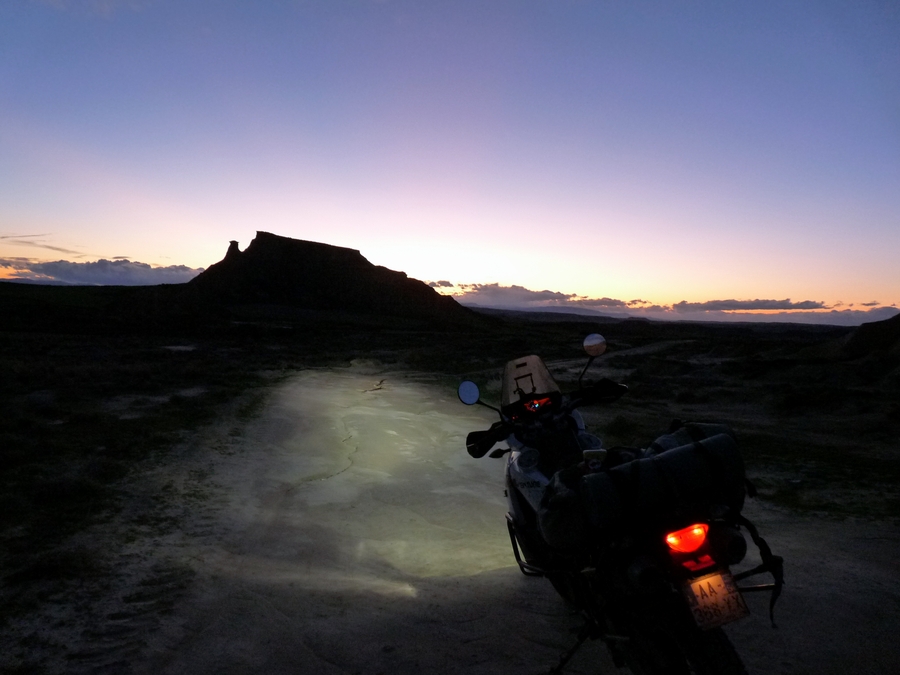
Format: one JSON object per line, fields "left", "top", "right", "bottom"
{"left": 545, "top": 571, "right": 583, "bottom": 608}
{"left": 675, "top": 626, "right": 748, "bottom": 675}
{"left": 623, "top": 625, "right": 747, "bottom": 675}
{"left": 620, "top": 624, "right": 690, "bottom": 675}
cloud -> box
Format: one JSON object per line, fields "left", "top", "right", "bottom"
{"left": 451, "top": 285, "right": 656, "bottom": 311}
{"left": 450, "top": 285, "right": 832, "bottom": 315}
{"left": 34, "top": 0, "right": 148, "bottom": 15}
{"left": 443, "top": 282, "right": 899, "bottom": 326}
{"left": 454, "top": 283, "right": 576, "bottom": 306}
{"left": 427, "top": 280, "right": 453, "bottom": 288}
{"left": 861, "top": 301, "right": 880, "bottom": 307}
{"left": 0, "top": 258, "right": 203, "bottom": 285}
{"left": 1, "top": 234, "right": 86, "bottom": 257}
{"left": 567, "top": 297, "right": 629, "bottom": 309}
{"left": 671, "top": 299, "right": 828, "bottom": 313}
{"left": 642, "top": 304, "right": 898, "bottom": 326}
{"left": 450, "top": 284, "right": 680, "bottom": 319}
{"left": 738, "top": 306, "right": 900, "bottom": 326}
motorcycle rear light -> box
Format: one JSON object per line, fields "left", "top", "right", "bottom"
{"left": 665, "top": 523, "right": 709, "bottom": 553}
{"left": 682, "top": 554, "right": 716, "bottom": 572}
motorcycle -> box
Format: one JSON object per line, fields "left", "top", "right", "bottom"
{"left": 457, "top": 334, "right": 783, "bottom": 675}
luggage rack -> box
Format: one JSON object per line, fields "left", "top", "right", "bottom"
{"left": 507, "top": 511, "right": 784, "bottom": 626}
{"left": 733, "top": 513, "right": 785, "bottom": 626}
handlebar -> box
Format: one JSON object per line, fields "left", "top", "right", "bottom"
{"left": 466, "top": 422, "right": 511, "bottom": 458}
{"left": 465, "top": 379, "right": 627, "bottom": 458}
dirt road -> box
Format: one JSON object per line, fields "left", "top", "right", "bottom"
{"left": 37, "top": 367, "right": 899, "bottom": 674}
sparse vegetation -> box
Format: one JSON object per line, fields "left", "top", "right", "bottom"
{"left": 2, "top": 290, "right": 898, "bottom": 670}
{"left": 2, "top": 315, "right": 896, "bottom": 576}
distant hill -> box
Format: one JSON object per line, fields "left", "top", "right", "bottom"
{"left": 842, "top": 312, "right": 900, "bottom": 358}
{"left": 188, "top": 232, "right": 474, "bottom": 325}
{"left": 468, "top": 306, "right": 623, "bottom": 323}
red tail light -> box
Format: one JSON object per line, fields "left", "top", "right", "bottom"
{"left": 665, "top": 523, "right": 709, "bottom": 553}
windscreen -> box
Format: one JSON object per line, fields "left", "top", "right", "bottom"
{"left": 501, "top": 355, "right": 561, "bottom": 408}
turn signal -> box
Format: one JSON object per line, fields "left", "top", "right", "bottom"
{"left": 665, "top": 523, "right": 709, "bottom": 553}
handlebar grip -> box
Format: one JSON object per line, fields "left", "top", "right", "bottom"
{"left": 466, "top": 430, "right": 495, "bottom": 458}
{"left": 466, "top": 424, "right": 508, "bottom": 458}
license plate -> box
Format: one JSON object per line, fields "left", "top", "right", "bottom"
{"left": 682, "top": 571, "right": 749, "bottom": 630}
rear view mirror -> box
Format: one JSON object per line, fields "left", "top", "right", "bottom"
{"left": 457, "top": 380, "right": 481, "bottom": 405}
{"left": 583, "top": 333, "right": 607, "bottom": 357}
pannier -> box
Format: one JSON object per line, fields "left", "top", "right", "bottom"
{"left": 539, "top": 422, "right": 746, "bottom": 550}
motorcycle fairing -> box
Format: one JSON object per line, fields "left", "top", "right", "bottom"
{"left": 506, "top": 442, "right": 550, "bottom": 513}
{"left": 501, "top": 355, "right": 560, "bottom": 411}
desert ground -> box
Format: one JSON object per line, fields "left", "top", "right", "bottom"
{"left": 3, "top": 343, "right": 899, "bottom": 675}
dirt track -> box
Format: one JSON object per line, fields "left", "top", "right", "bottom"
{"left": 20, "top": 367, "right": 897, "bottom": 674}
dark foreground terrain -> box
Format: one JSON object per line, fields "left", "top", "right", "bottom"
{"left": 1, "top": 272, "right": 899, "bottom": 673}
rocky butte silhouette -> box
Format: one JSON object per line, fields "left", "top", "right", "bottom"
{"left": 187, "top": 232, "right": 475, "bottom": 326}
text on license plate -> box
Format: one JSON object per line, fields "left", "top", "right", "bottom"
{"left": 682, "top": 571, "right": 749, "bottom": 630}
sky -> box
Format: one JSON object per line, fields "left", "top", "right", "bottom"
{"left": 1, "top": 0, "right": 898, "bottom": 325}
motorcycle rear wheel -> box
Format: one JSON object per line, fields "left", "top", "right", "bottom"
{"left": 623, "top": 625, "right": 747, "bottom": 675}
{"left": 676, "top": 626, "right": 747, "bottom": 675}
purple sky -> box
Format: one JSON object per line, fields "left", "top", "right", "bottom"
{"left": 1, "top": 0, "right": 898, "bottom": 324}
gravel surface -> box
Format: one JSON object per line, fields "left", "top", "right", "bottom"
{"left": 9, "top": 367, "right": 897, "bottom": 674}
